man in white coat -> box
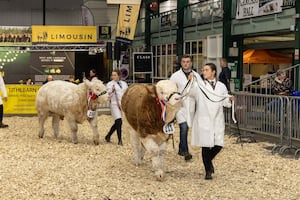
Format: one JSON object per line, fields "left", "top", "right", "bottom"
{"left": 189, "top": 63, "right": 233, "bottom": 180}
{"left": 0, "top": 74, "right": 8, "bottom": 128}
{"left": 170, "top": 55, "right": 201, "bottom": 161}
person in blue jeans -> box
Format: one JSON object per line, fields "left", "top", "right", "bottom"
{"left": 170, "top": 55, "right": 201, "bottom": 161}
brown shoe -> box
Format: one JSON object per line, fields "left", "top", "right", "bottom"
{"left": 0, "top": 123, "right": 8, "bottom": 128}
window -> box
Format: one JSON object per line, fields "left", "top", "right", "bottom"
{"left": 152, "top": 43, "right": 177, "bottom": 80}
{"left": 184, "top": 40, "right": 203, "bottom": 73}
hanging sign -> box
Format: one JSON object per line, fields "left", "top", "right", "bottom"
{"left": 116, "top": 2, "right": 141, "bottom": 43}
{"left": 236, "top": 0, "right": 283, "bottom": 19}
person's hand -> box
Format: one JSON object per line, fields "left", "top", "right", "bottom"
{"left": 229, "top": 95, "right": 234, "bottom": 101}
{"left": 112, "top": 85, "right": 116, "bottom": 92}
{"left": 3, "top": 97, "right": 7, "bottom": 101}
{"left": 188, "top": 72, "right": 194, "bottom": 80}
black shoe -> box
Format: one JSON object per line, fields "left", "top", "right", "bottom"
{"left": 105, "top": 135, "right": 111, "bottom": 143}
{"left": 178, "top": 151, "right": 185, "bottom": 156}
{"left": 184, "top": 154, "right": 193, "bottom": 161}
{"left": 118, "top": 141, "right": 123, "bottom": 146}
{"left": 205, "top": 172, "right": 212, "bottom": 180}
{"left": 0, "top": 123, "right": 8, "bottom": 128}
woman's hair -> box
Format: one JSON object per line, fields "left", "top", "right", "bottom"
{"left": 276, "top": 70, "right": 286, "bottom": 77}
{"left": 112, "top": 69, "right": 121, "bottom": 77}
{"left": 204, "top": 63, "right": 217, "bottom": 77}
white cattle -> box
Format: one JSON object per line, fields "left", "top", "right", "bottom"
{"left": 36, "top": 79, "right": 108, "bottom": 145}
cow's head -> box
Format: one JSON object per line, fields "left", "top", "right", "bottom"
{"left": 156, "top": 80, "right": 182, "bottom": 124}
{"left": 84, "top": 79, "right": 109, "bottom": 104}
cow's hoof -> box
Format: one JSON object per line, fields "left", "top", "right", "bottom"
{"left": 38, "top": 133, "right": 44, "bottom": 138}
{"left": 155, "top": 170, "right": 164, "bottom": 181}
{"left": 73, "top": 140, "right": 78, "bottom": 144}
{"left": 94, "top": 140, "right": 99, "bottom": 145}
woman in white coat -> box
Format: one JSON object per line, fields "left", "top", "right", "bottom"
{"left": 105, "top": 69, "right": 128, "bottom": 145}
{"left": 190, "top": 63, "right": 233, "bottom": 180}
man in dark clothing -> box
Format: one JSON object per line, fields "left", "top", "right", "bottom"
{"left": 218, "top": 58, "right": 231, "bottom": 92}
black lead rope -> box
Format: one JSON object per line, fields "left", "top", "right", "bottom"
{"left": 194, "top": 76, "right": 226, "bottom": 103}
{"left": 180, "top": 79, "right": 191, "bottom": 95}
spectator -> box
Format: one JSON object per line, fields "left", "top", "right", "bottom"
{"left": 88, "top": 69, "right": 98, "bottom": 81}
{"left": 271, "top": 70, "right": 292, "bottom": 96}
{"left": 67, "top": 75, "right": 77, "bottom": 84}
{"left": 43, "top": 75, "right": 53, "bottom": 84}
{"left": 26, "top": 78, "right": 32, "bottom": 85}
{"left": 218, "top": 58, "right": 231, "bottom": 92}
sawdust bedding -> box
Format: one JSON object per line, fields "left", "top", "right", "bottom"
{"left": 0, "top": 115, "right": 299, "bottom": 200}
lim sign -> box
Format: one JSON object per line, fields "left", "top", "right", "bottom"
{"left": 32, "top": 26, "right": 97, "bottom": 43}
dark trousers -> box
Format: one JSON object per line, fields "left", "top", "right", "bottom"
{"left": 179, "top": 122, "right": 189, "bottom": 154}
{"left": 0, "top": 104, "right": 3, "bottom": 123}
{"left": 202, "top": 146, "right": 222, "bottom": 173}
{"left": 106, "top": 118, "right": 122, "bottom": 142}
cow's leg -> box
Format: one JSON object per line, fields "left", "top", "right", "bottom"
{"left": 38, "top": 112, "right": 48, "bottom": 138}
{"left": 143, "top": 138, "right": 167, "bottom": 181}
{"left": 66, "top": 116, "right": 78, "bottom": 144}
{"left": 52, "top": 114, "right": 60, "bottom": 139}
{"left": 129, "top": 127, "right": 144, "bottom": 165}
{"left": 88, "top": 115, "right": 100, "bottom": 145}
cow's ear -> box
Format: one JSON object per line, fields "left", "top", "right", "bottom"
{"left": 155, "top": 85, "right": 164, "bottom": 99}
{"left": 84, "top": 79, "right": 92, "bottom": 88}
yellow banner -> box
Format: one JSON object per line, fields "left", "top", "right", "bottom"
{"left": 2, "top": 85, "right": 41, "bottom": 114}
{"left": 116, "top": 3, "right": 141, "bottom": 42}
{"left": 32, "top": 26, "right": 97, "bottom": 43}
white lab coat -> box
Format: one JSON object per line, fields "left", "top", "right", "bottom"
{"left": 190, "top": 78, "right": 231, "bottom": 147}
{"left": 170, "top": 69, "right": 201, "bottom": 127}
{"left": 106, "top": 80, "right": 128, "bottom": 120}
{"left": 0, "top": 75, "right": 7, "bottom": 105}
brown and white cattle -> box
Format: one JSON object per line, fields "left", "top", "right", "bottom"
{"left": 121, "top": 80, "right": 182, "bottom": 181}
{"left": 35, "top": 79, "right": 108, "bottom": 145}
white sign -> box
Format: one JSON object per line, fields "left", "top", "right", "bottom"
{"left": 107, "top": 0, "right": 141, "bottom": 4}
{"left": 236, "top": 0, "right": 283, "bottom": 19}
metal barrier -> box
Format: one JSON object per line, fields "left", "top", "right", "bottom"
{"left": 286, "top": 96, "right": 300, "bottom": 158}
{"left": 226, "top": 92, "right": 300, "bottom": 159}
